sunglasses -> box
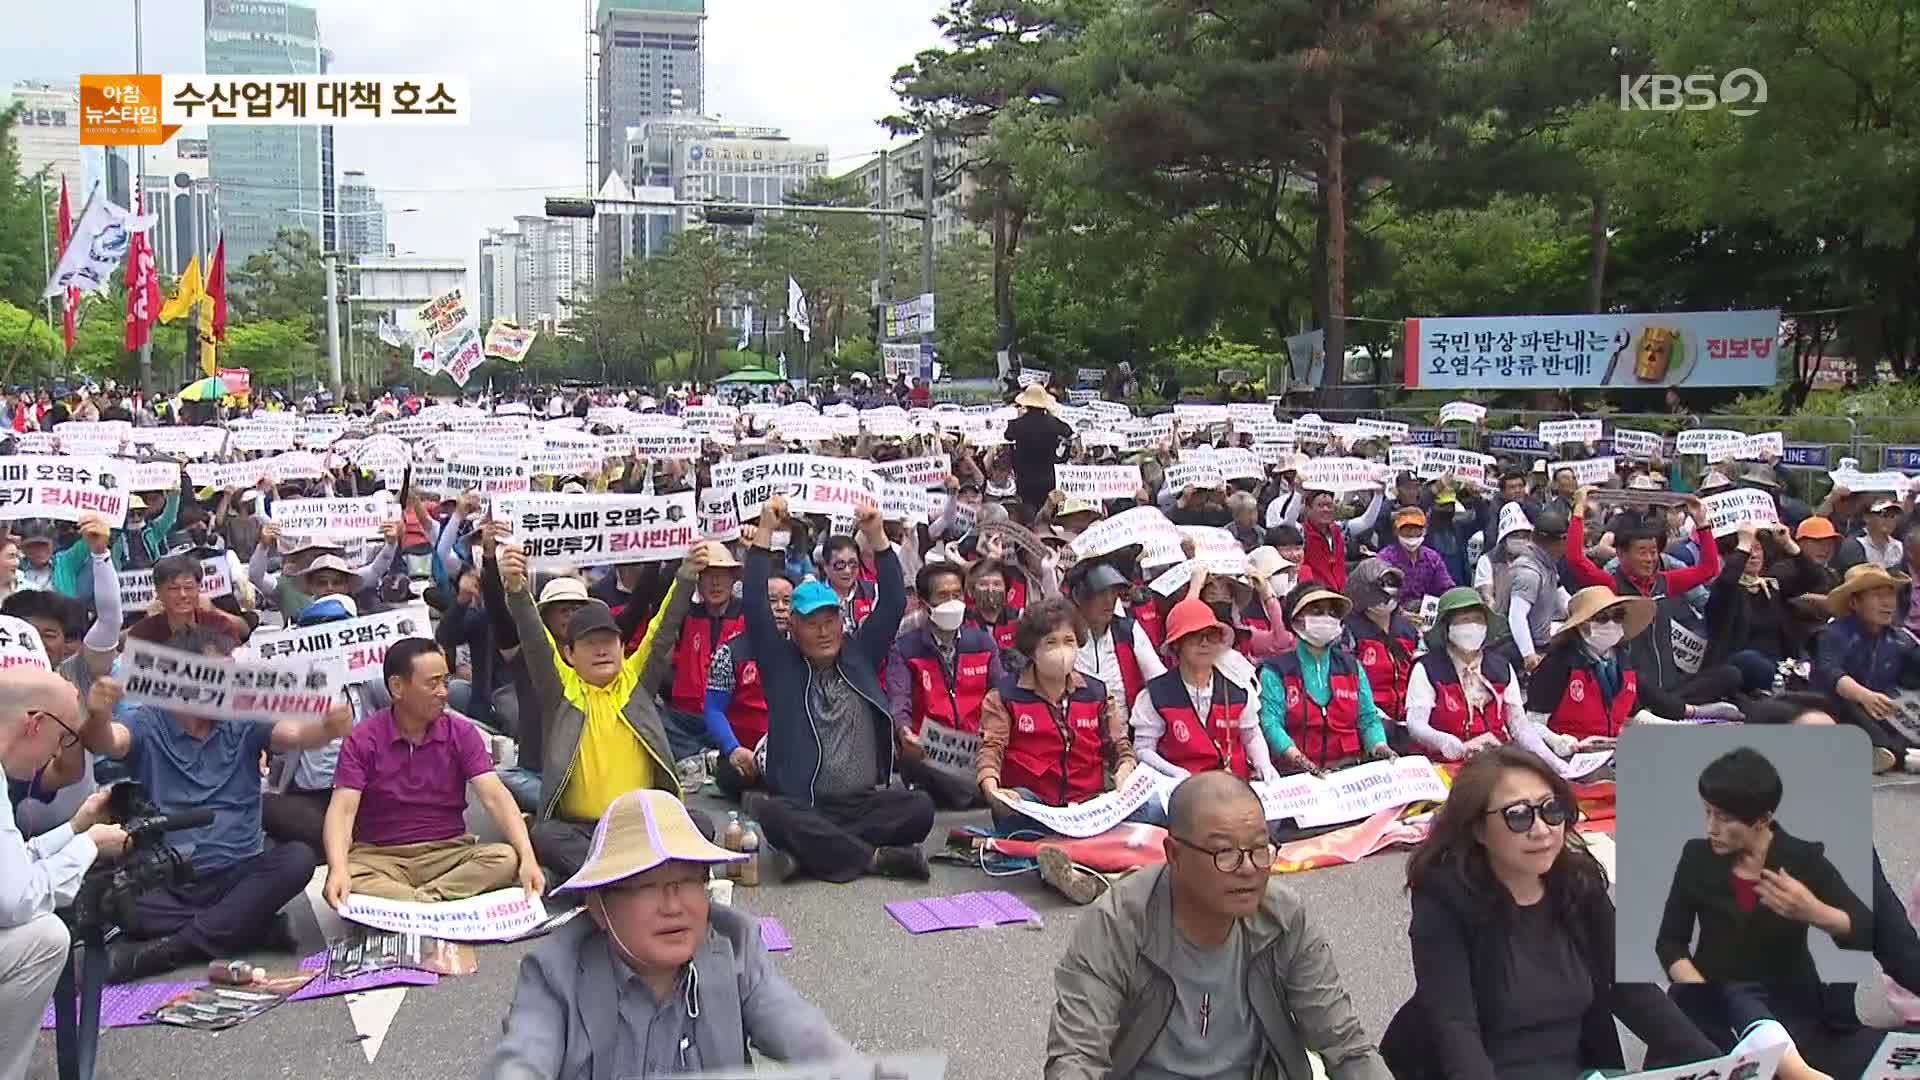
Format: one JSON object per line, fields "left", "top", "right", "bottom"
{"left": 828, "top": 559, "right": 861, "bottom": 571}
{"left": 1487, "top": 797, "right": 1573, "bottom": 834}
{"left": 1590, "top": 609, "right": 1627, "bottom": 625}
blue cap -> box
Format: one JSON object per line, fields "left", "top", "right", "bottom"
{"left": 791, "top": 580, "right": 843, "bottom": 617}
{"left": 295, "top": 595, "right": 358, "bottom": 626}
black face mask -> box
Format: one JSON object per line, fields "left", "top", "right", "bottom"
{"left": 1209, "top": 600, "right": 1235, "bottom": 625}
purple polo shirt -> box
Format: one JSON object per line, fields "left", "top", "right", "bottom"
{"left": 332, "top": 706, "right": 494, "bottom": 848}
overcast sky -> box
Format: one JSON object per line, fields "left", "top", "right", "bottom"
{"left": 3, "top": 0, "right": 949, "bottom": 269}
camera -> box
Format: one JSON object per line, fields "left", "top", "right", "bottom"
{"left": 64, "top": 781, "right": 211, "bottom": 934}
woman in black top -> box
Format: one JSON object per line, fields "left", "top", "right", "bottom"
{"left": 1702, "top": 522, "right": 1820, "bottom": 694}
{"left": 1004, "top": 384, "right": 1073, "bottom": 512}
{"left": 1381, "top": 747, "right": 1723, "bottom": 1080}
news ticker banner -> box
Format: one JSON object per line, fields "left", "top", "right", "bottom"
{"left": 79, "top": 74, "right": 470, "bottom": 146}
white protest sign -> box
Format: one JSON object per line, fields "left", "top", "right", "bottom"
{"left": 250, "top": 605, "right": 434, "bottom": 686}
{"left": 996, "top": 764, "right": 1165, "bottom": 838}
{"left": 1162, "top": 459, "right": 1225, "bottom": 494}
{"left": 880, "top": 482, "right": 933, "bottom": 523}
{"left": 1670, "top": 620, "right": 1707, "bottom": 676}
{"left": 1209, "top": 448, "right": 1264, "bottom": 482}
{"left": 1497, "top": 501, "right": 1532, "bottom": 541}
{"left": 1701, "top": 488, "right": 1780, "bottom": 538}
{"left": 0, "top": 616, "right": 51, "bottom": 671}
{"left": 0, "top": 458, "right": 129, "bottom": 527}
{"left": 699, "top": 488, "right": 740, "bottom": 542}
{"left": 1070, "top": 505, "right": 1183, "bottom": 563}
{"left": 1438, "top": 401, "right": 1486, "bottom": 426}
{"left": 298, "top": 415, "right": 350, "bottom": 448}
{"left": 1389, "top": 446, "right": 1422, "bottom": 474}
{"left": 132, "top": 425, "right": 228, "bottom": 459}
{"left": 1052, "top": 465, "right": 1145, "bottom": 503}
{"left": 1149, "top": 527, "right": 1252, "bottom": 597}
{"left": 1289, "top": 756, "right": 1451, "bottom": 828}
{"left": 1550, "top": 750, "right": 1615, "bottom": 780}
{"left": 919, "top": 718, "right": 981, "bottom": 785}
{"left": 49, "top": 421, "right": 130, "bottom": 457}
{"left": 1354, "top": 417, "right": 1410, "bottom": 443}
{"left": 1417, "top": 448, "right": 1495, "bottom": 485}
{"left": 1173, "top": 403, "right": 1230, "bottom": 427}
{"left": 123, "top": 460, "right": 182, "bottom": 492}
{"left": 1829, "top": 469, "right": 1910, "bottom": 495}
{"left": 1706, "top": 431, "right": 1784, "bottom": 464}
{"left": 1675, "top": 428, "right": 1745, "bottom": 457}
{"left": 350, "top": 434, "right": 413, "bottom": 475}
{"left": 1863, "top": 1031, "right": 1920, "bottom": 1080}
{"left": 121, "top": 638, "right": 338, "bottom": 724}
{"left": 1611, "top": 1042, "right": 1783, "bottom": 1080}
{"left": 872, "top": 454, "right": 951, "bottom": 489}
{"left": 1547, "top": 457, "right": 1618, "bottom": 486}
{"left": 1610, "top": 429, "right": 1665, "bottom": 460}
{"left": 227, "top": 420, "right": 296, "bottom": 453}
{"left": 441, "top": 327, "right": 486, "bottom": 388}
{"left": 412, "top": 286, "right": 469, "bottom": 339}
{"left": 716, "top": 454, "right": 881, "bottom": 518}
{"left": 628, "top": 427, "right": 702, "bottom": 459}
{"left": 445, "top": 457, "right": 531, "bottom": 499}
{"left": 119, "top": 557, "right": 233, "bottom": 612}
{"left": 492, "top": 491, "right": 698, "bottom": 568}
{"left": 271, "top": 494, "right": 393, "bottom": 542}
{"left": 338, "top": 887, "right": 548, "bottom": 942}
{"left": 1017, "top": 368, "right": 1051, "bottom": 388}
{"left": 1537, "top": 419, "right": 1603, "bottom": 445}
{"left": 1227, "top": 403, "right": 1274, "bottom": 425}
{"left": 1297, "top": 457, "right": 1385, "bottom": 496}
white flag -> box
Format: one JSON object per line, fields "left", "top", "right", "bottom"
{"left": 738, "top": 305, "right": 752, "bottom": 352}
{"left": 44, "top": 187, "right": 156, "bottom": 298}
{"left": 787, "top": 276, "right": 810, "bottom": 344}
{"left": 777, "top": 352, "right": 788, "bottom": 379}
{"left": 413, "top": 340, "right": 442, "bottom": 375}
{"left": 377, "top": 312, "right": 415, "bottom": 349}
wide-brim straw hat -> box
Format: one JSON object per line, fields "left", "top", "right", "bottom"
{"left": 1555, "top": 585, "right": 1655, "bottom": 643}
{"left": 1827, "top": 563, "right": 1912, "bottom": 618}
{"left": 1015, "top": 384, "right": 1057, "bottom": 411}
{"left": 1286, "top": 585, "right": 1351, "bottom": 622}
{"left": 555, "top": 789, "right": 746, "bottom": 893}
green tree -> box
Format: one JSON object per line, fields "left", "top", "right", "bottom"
{"left": 0, "top": 105, "right": 58, "bottom": 313}
{"left": 221, "top": 317, "right": 324, "bottom": 393}
{"left": 0, "top": 300, "right": 61, "bottom": 383}
{"left": 660, "top": 229, "right": 745, "bottom": 384}
{"left": 229, "top": 228, "right": 326, "bottom": 329}
{"left": 740, "top": 175, "right": 881, "bottom": 374}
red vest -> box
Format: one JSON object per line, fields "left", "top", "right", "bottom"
{"left": 725, "top": 636, "right": 770, "bottom": 751}
{"left": 969, "top": 610, "right": 1018, "bottom": 652}
{"left": 1416, "top": 651, "right": 1513, "bottom": 743}
{"left": 1005, "top": 575, "right": 1028, "bottom": 616}
{"left": 1304, "top": 519, "right": 1347, "bottom": 592}
{"left": 998, "top": 678, "right": 1109, "bottom": 806}
{"left": 1237, "top": 601, "right": 1273, "bottom": 659}
{"left": 842, "top": 581, "right": 877, "bottom": 627}
{"left": 1551, "top": 665, "right": 1637, "bottom": 740}
{"left": 1145, "top": 671, "right": 1251, "bottom": 779}
{"left": 1104, "top": 616, "right": 1147, "bottom": 711}
{"left": 1349, "top": 616, "right": 1418, "bottom": 725}
{"left": 898, "top": 628, "right": 996, "bottom": 734}
{"left": 1132, "top": 597, "right": 1167, "bottom": 649}
{"left": 670, "top": 602, "right": 745, "bottom": 714}
{"left": 1262, "top": 651, "right": 1364, "bottom": 768}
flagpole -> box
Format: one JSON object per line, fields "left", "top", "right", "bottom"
{"left": 134, "top": 0, "right": 152, "bottom": 396}
{"left": 35, "top": 166, "right": 55, "bottom": 330}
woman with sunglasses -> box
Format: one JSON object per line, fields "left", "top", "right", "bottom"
{"left": 1523, "top": 586, "right": 1722, "bottom": 759}
{"left": 1380, "top": 747, "right": 1733, "bottom": 1079}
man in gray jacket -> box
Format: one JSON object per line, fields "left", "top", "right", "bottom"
{"left": 486, "top": 789, "right": 851, "bottom": 1079}
{"left": 1047, "top": 772, "right": 1389, "bottom": 1080}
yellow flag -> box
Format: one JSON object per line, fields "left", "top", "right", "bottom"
{"left": 199, "top": 303, "right": 217, "bottom": 377}
{"left": 159, "top": 256, "right": 206, "bottom": 324}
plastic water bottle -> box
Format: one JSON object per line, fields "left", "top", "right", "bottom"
{"left": 721, "top": 812, "right": 745, "bottom": 881}
{"left": 738, "top": 820, "right": 761, "bottom": 887}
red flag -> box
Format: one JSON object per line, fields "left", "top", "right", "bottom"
{"left": 57, "top": 178, "right": 76, "bottom": 353}
{"left": 124, "top": 190, "right": 159, "bottom": 352}
{"left": 207, "top": 236, "right": 227, "bottom": 340}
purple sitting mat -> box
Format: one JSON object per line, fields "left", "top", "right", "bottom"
{"left": 886, "top": 890, "right": 1040, "bottom": 935}
{"left": 289, "top": 951, "right": 437, "bottom": 1000}
{"left": 40, "top": 980, "right": 189, "bottom": 1030}
{"left": 759, "top": 917, "right": 793, "bottom": 952}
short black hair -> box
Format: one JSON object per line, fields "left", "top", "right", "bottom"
{"left": 151, "top": 554, "right": 203, "bottom": 589}
{"left": 1697, "top": 746, "right": 1783, "bottom": 825}
{"left": 2, "top": 589, "right": 82, "bottom": 639}
{"left": 383, "top": 637, "right": 446, "bottom": 692}
{"left": 1266, "top": 524, "right": 1303, "bottom": 548}
{"left": 1618, "top": 525, "right": 1666, "bottom": 556}
{"left": 1500, "top": 470, "right": 1528, "bottom": 488}
{"left": 915, "top": 561, "right": 965, "bottom": 600}
{"left": 821, "top": 535, "right": 860, "bottom": 563}
{"left": 1013, "top": 596, "right": 1086, "bottom": 657}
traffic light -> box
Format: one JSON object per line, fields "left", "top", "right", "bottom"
{"left": 702, "top": 203, "right": 756, "bottom": 227}
{"left": 545, "top": 197, "right": 594, "bottom": 219}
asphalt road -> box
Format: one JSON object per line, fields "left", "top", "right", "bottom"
{"left": 28, "top": 778, "right": 1920, "bottom": 1080}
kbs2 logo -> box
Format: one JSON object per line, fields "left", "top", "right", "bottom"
{"left": 1618, "top": 69, "right": 1766, "bottom": 116}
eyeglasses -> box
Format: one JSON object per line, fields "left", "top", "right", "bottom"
{"left": 828, "top": 559, "right": 861, "bottom": 571}
{"left": 32, "top": 709, "right": 79, "bottom": 750}
{"left": 1487, "top": 797, "right": 1573, "bottom": 834}
{"left": 1172, "top": 834, "right": 1275, "bottom": 873}
{"left": 607, "top": 872, "right": 709, "bottom": 903}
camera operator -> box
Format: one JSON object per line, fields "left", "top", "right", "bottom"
{"left": 81, "top": 626, "right": 351, "bottom": 984}
{"left": 0, "top": 667, "right": 127, "bottom": 1080}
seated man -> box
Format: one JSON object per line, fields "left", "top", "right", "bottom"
{"left": 705, "top": 574, "right": 794, "bottom": 797}
{"left": 1, "top": 668, "right": 127, "bottom": 1080}
{"left": 81, "top": 630, "right": 352, "bottom": 983}
{"left": 320, "top": 638, "right": 542, "bottom": 909}
{"left": 503, "top": 541, "right": 717, "bottom": 885}
{"left": 1813, "top": 563, "right": 1920, "bottom": 771}
{"left": 261, "top": 595, "right": 382, "bottom": 852}
{"left": 125, "top": 553, "right": 252, "bottom": 648}
{"left": 485, "top": 790, "right": 850, "bottom": 1079}
{"left": 888, "top": 560, "right": 1004, "bottom": 810}
{"left": 661, "top": 545, "right": 745, "bottom": 762}
{"left": 743, "top": 498, "right": 934, "bottom": 883}
{"left": 250, "top": 519, "right": 400, "bottom": 616}
{"left": 1047, "top": 771, "right": 1389, "bottom": 1080}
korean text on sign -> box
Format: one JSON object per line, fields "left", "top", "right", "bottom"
{"left": 159, "top": 76, "right": 470, "bottom": 127}
{"left": 270, "top": 494, "right": 393, "bottom": 541}
{"left": 121, "top": 638, "right": 339, "bottom": 725}
{"left": 0, "top": 459, "right": 130, "bottom": 527}
{"left": 249, "top": 606, "right": 433, "bottom": 687}
{"left": 1404, "top": 310, "right": 1781, "bottom": 390}
{"left": 492, "top": 492, "right": 698, "bottom": 569}
{"left": 715, "top": 454, "right": 881, "bottom": 518}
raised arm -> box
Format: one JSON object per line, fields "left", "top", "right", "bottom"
{"left": 78, "top": 516, "right": 120, "bottom": 675}
{"left": 630, "top": 551, "right": 705, "bottom": 696}
{"left": 499, "top": 546, "right": 565, "bottom": 716}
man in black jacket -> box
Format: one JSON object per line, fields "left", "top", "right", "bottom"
{"left": 742, "top": 496, "right": 934, "bottom": 883}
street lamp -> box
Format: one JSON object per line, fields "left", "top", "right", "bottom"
{"left": 277, "top": 206, "right": 418, "bottom": 397}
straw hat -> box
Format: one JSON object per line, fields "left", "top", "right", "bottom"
{"left": 698, "top": 540, "right": 742, "bottom": 571}
{"left": 1555, "top": 586, "right": 1655, "bottom": 643}
{"left": 1247, "top": 545, "right": 1292, "bottom": 580}
{"left": 1827, "top": 563, "right": 1912, "bottom": 618}
{"left": 1015, "top": 383, "right": 1057, "bottom": 411}
{"left": 554, "top": 789, "right": 745, "bottom": 893}
{"left": 1285, "top": 585, "right": 1351, "bottom": 622}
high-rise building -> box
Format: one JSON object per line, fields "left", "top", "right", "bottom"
{"left": 594, "top": 0, "right": 705, "bottom": 279}
{"left": 615, "top": 117, "right": 786, "bottom": 260}
{"left": 477, "top": 227, "right": 526, "bottom": 327}
{"left": 204, "top": 0, "right": 329, "bottom": 265}
{"left": 138, "top": 136, "right": 221, "bottom": 278}
{"left": 512, "top": 216, "right": 588, "bottom": 329}
{"left": 840, "top": 134, "right": 982, "bottom": 251}
{"left": 339, "top": 170, "right": 388, "bottom": 263}
{"left": 4, "top": 81, "right": 89, "bottom": 195}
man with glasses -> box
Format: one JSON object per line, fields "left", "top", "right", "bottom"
{"left": 486, "top": 789, "right": 850, "bottom": 1079}
{"left": 1048, "top": 771, "right": 1388, "bottom": 1080}
{"left": 0, "top": 667, "right": 129, "bottom": 1080}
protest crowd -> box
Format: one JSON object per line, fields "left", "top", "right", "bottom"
{"left": 5, "top": 374, "right": 1920, "bottom": 1080}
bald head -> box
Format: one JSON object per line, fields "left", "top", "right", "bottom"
{"left": 0, "top": 666, "right": 83, "bottom": 780}
{"left": 0, "top": 666, "right": 83, "bottom": 726}
{"left": 1166, "top": 770, "right": 1263, "bottom": 838}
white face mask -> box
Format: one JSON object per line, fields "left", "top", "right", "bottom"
{"left": 1399, "top": 532, "right": 1426, "bottom": 551}
{"left": 1035, "top": 643, "right": 1077, "bottom": 681}
{"left": 1448, "top": 622, "right": 1488, "bottom": 653}
{"left": 1299, "top": 615, "right": 1343, "bottom": 648}
{"left": 929, "top": 599, "right": 967, "bottom": 632}
{"left": 1505, "top": 535, "right": 1530, "bottom": 556}
{"left": 1582, "top": 621, "right": 1624, "bottom": 654}
{"left": 1367, "top": 600, "right": 1395, "bottom": 618}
